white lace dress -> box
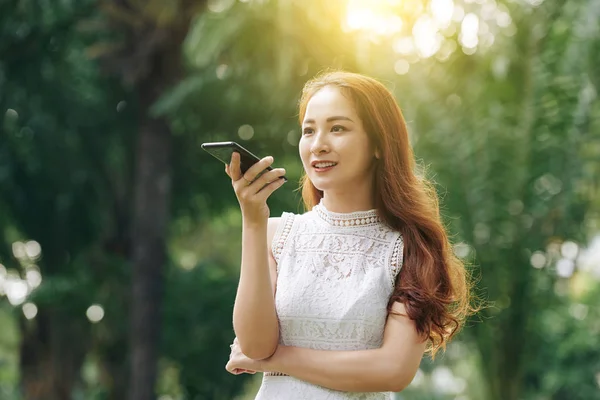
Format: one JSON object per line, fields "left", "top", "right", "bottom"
{"left": 254, "top": 199, "right": 404, "bottom": 400}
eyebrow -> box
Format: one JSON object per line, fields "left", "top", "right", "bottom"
{"left": 303, "top": 116, "right": 354, "bottom": 124}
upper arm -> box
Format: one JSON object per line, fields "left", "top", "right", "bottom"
{"left": 266, "top": 217, "right": 281, "bottom": 298}
{"left": 382, "top": 302, "right": 427, "bottom": 392}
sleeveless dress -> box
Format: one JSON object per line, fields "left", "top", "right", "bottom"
{"left": 254, "top": 199, "right": 404, "bottom": 400}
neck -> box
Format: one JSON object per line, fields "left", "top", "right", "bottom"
{"left": 321, "top": 192, "right": 376, "bottom": 214}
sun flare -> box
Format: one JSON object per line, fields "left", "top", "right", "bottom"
{"left": 344, "top": 0, "right": 403, "bottom": 36}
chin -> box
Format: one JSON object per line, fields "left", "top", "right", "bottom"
{"left": 308, "top": 177, "right": 335, "bottom": 192}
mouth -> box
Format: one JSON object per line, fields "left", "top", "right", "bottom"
{"left": 311, "top": 161, "right": 338, "bottom": 172}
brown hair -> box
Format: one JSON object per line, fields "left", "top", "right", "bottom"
{"left": 298, "top": 71, "right": 477, "bottom": 357}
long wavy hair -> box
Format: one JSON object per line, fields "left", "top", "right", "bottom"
{"left": 297, "top": 71, "right": 477, "bottom": 357}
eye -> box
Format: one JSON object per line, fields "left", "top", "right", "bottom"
{"left": 303, "top": 127, "right": 314, "bottom": 135}
{"left": 331, "top": 125, "right": 346, "bottom": 132}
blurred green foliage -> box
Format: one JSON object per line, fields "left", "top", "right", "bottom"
{"left": 1, "top": 0, "right": 599, "bottom": 399}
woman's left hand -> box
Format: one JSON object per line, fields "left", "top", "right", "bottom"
{"left": 226, "top": 337, "right": 266, "bottom": 375}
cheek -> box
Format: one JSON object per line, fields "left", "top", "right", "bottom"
{"left": 346, "top": 139, "right": 375, "bottom": 169}
{"left": 298, "top": 140, "right": 311, "bottom": 163}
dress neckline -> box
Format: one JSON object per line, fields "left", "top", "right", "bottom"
{"left": 313, "top": 198, "right": 381, "bottom": 227}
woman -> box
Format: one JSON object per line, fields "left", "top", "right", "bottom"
{"left": 224, "top": 71, "right": 475, "bottom": 399}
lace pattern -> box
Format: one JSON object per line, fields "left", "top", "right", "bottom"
{"left": 272, "top": 212, "right": 295, "bottom": 264}
{"left": 313, "top": 199, "right": 382, "bottom": 227}
{"left": 389, "top": 235, "right": 405, "bottom": 286}
{"left": 260, "top": 203, "right": 403, "bottom": 400}
{"left": 256, "top": 375, "right": 392, "bottom": 399}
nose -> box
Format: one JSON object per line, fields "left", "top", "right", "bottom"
{"left": 310, "top": 132, "right": 330, "bottom": 155}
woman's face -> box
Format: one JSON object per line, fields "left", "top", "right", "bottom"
{"left": 299, "top": 86, "right": 378, "bottom": 193}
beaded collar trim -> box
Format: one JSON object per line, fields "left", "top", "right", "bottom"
{"left": 313, "top": 199, "right": 381, "bottom": 227}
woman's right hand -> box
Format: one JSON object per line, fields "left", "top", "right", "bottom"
{"left": 225, "top": 152, "right": 287, "bottom": 225}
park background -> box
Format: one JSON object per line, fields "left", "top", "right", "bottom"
{"left": 1, "top": 0, "right": 599, "bottom": 399}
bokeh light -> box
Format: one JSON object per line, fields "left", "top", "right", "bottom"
{"left": 22, "top": 302, "right": 38, "bottom": 320}
{"left": 6, "top": 277, "right": 28, "bottom": 306}
{"left": 24, "top": 241, "right": 41, "bottom": 259}
{"left": 86, "top": 305, "right": 105, "bottom": 323}
{"left": 530, "top": 251, "right": 547, "bottom": 269}
{"left": 25, "top": 267, "right": 42, "bottom": 289}
{"left": 394, "top": 59, "right": 410, "bottom": 75}
{"left": 238, "top": 124, "right": 255, "bottom": 140}
{"left": 345, "top": 0, "right": 404, "bottom": 36}
{"left": 12, "top": 241, "right": 27, "bottom": 259}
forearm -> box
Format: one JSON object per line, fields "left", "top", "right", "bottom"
{"left": 232, "top": 219, "right": 279, "bottom": 359}
{"left": 265, "top": 346, "right": 406, "bottom": 393}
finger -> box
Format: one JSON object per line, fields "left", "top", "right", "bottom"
{"left": 235, "top": 168, "right": 285, "bottom": 197}
{"left": 242, "top": 156, "right": 274, "bottom": 182}
{"left": 226, "top": 362, "right": 243, "bottom": 375}
{"left": 252, "top": 168, "right": 286, "bottom": 190}
{"left": 230, "top": 152, "right": 242, "bottom": 181}
{"left": 255, "top": 176, "right": 287, "bottom": 202}
{"left": 225, "top": 163, "right": 231, "bottom": 178}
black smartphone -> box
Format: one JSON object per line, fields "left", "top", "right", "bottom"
{"left": 201, "top": 141, "right": 287, "bottom": 181}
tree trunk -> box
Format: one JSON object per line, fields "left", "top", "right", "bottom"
{"left": 128, "top": 60, "right": 178, "bottom": 399}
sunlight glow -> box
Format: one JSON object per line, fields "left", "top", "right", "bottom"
{"left": 576, "top": 235, "right": 600, "bottom": 279}
{"left": 496, "top": 11, "right": 512, "bottom": 28}
{"left": 345, "top": 0, "right": 403, "bottom": 36}
{"left": 342, "top": 0, "right": 510, "bottom": 63}
{"left": 394, "top": 59, "right": 410, "bottom": 75}
{"left": 452, "top": 5, "right": 465, "bottom": 22}
{"left": 392, "top": 37, "right": 414, "bottom": 55}
{"left": 430, "top": 0, "right": 454, "bottom": 28}
{"left": 460, "top": 13, "right": 480, "bottom": 49}
{"left": 413, "top": 15, "right": 442, "bottom": 58}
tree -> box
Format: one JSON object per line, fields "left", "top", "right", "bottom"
{"left": 88, "top": 2, "right": 209, "bottom": 398}
{"left": 0, "top": 1, "right": 136, "bottom": 397}
{"left": 394, "top": 0, "right": 600, "bottom": 398}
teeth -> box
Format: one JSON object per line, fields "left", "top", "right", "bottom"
{"left": 315, "top": 162, "right": 337, "bottom": 168}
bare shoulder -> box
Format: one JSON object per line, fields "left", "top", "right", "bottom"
{"left": 267, "top": 217, "right": 281, "bottom": 294}
{"left": 267, "top": 217, "right": 281, "bottom": 255}
{"left": 267, "top": 217, "right": 281, "bottom": 239}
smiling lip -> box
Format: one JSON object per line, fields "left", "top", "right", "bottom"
{"left": 311, "top": 160, "right": 338, "bottom": 168}
{"left": 312, "top": 161, "right": 337, "bottom": 173}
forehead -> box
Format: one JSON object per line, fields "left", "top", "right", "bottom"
{"left": 303, "top": 86, "right": 357, "bottom": 122}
